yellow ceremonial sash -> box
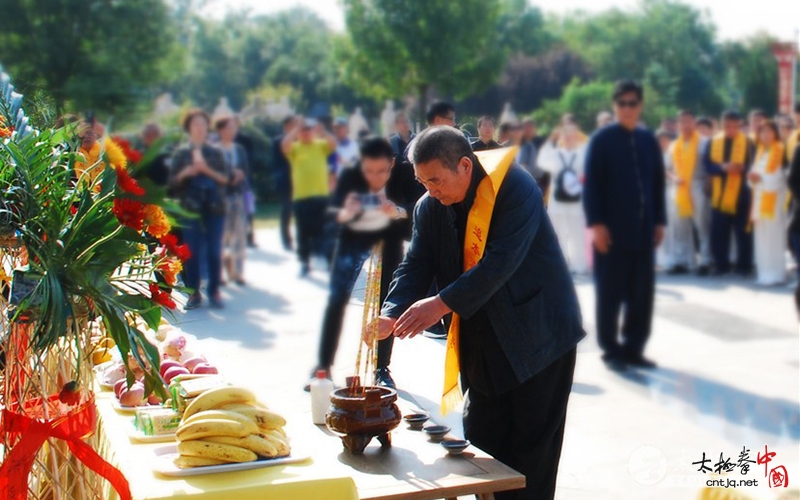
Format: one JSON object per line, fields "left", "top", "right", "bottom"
{"left": 755, "top": 142, "right": 784, "bottom": 220}
{"left": 785, "top": 131, "right": 799, "bottom": 210}
{"left": 710, "top": 132, "right": 747, "bottom": 214}
{"left": 672, "top": 132, "right": 699, "bottom": 217}
{"left": 442, "top": 146, "right": 518, "bottom": 414}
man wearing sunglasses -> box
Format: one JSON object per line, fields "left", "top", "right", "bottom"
{"left": 583, "top": 80, "right": 667, "bottom": 372}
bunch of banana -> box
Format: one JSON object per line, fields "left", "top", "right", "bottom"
{"left": 173, "top": 386, "right": 291, "bottom": 468}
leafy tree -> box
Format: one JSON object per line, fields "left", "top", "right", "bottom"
{"left": 0, "top": 0, "right": 174, "bottom": 117}
{"left": 555, "top": 0, "right": 725, "bottom": 115}
{"left": 720, "top": 35, "right": 779, "bottom": 114}
{"left": 533, "top": 79, "right": 614, "bottom": 132}
{"left": 460, "top": 48, "right": 593, "bottom": 116}
{"left": 339, "top": 0, "right": 506, "bottom": 121}
{"left": 176, "top": 8, "right": 359, "bottom": 113}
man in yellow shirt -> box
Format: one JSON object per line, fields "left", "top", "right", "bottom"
{"left": 281, "top": 118, "right": 337, "bottom": 276}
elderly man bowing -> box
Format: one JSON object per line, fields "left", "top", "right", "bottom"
{"left": 374, "top": 126, "right": 585, "bottom": 500}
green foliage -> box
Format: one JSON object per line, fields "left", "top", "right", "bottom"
{"left": 720, "top": 35, "right": 780, "bottom": 114}
{"left": 534, "top": 79, "right": 614, "bottom": 131}
{"left": 174, "top": 8, "right": 359, "bottom": 113}
{"left": 339, "top": 0, "right": 506, "bottom": 119}
{"left": 0, "top": 0, "right": 174, "bottom": 117}
{"left": 554, "top": 0, "right": 725, "bottom": 115}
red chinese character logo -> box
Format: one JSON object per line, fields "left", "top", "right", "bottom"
{"left": 472, "top": 226, "right": 483, "bottom": 242}
{"left": 769, "top": 466, "right": 788, "bottom": 488}
{"left": 471, "top": 242, "right": 480, "bottom": 256}
{"left": 757, "top": 445, "right": 776, "bottom": 477}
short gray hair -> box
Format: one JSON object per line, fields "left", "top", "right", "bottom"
{"left": 409, "top": 126, "right": 472, "bottom": 172}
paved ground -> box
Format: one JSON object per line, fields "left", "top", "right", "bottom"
{"left": 173, "top": 228, "right": 799, "bottom": 500}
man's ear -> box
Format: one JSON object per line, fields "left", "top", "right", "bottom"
{"left": 461, "top": 156, "right": 473, "bottom": 175}
{"left": 390, "top": 157, "right": 396, "bottom": 170}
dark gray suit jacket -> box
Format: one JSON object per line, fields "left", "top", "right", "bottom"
{"left": 382, "top": 163, "right": 585, "bottom": 384}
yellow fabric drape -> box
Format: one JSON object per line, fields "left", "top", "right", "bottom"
{"left": 672, "top": 132, "right": 700, "bottom": 217}
{"left": 442, "top": 146, "right": 517, "bottom": 414}
{"left": 755, "top": 142, "right": 784, "bottom": 220}
{"left": 710, "top": 132, "right": 747, "bottom": 214}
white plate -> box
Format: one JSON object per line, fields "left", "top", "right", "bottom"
{"left": 152, "top": 445, "right": 310, "bottom": 477}
{"left": 110, "top": 399, "right": 143, "bottom": 415}
{"left": 127, "top": 426, "right": 176, "bottom": 444}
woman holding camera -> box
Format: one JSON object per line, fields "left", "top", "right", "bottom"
{"left": 170, "top": 109, "right": 232, "bottom": 309}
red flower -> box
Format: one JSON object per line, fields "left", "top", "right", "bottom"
{"left": 113, "top": 136, "right": 143, "bottom": 164}
{"left": 158, "top": 234, "right": 192, "bottom": 261}
{"left": 70, "top": 205, "right": 78, "bottom": 215}
{"left": 113, "top": 198, "right": 146, "bottom": 232}
{"left": 149, "top": 282, "right": 176, "bottom": 309}
{"left": 115, "top": 166, "right": 145, "bottom": 196}
{"left": 58, "top": 380, "right": 81, "bottom": 406}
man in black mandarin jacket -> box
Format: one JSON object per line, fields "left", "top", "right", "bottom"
{"left": 377, "top": 126, "right": 585, "bottom": 500}
{"left": 582, "top": 80, "right": 666, "bottom": 371}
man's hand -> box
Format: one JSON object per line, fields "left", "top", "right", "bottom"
{"left": 748, "top": 171, "right": 761, "bottom": 184}
{"left": 393, "top": 295, "right": 452, "bottom": 339}
{"left": 368, "top": 316, "right": 397, "bottom": 341}
{"left": 654, "top": 224, "right": 665, "bottom": 247}
{"left": 337, "top": 193, "right": 361, "bottom": 223}
{"left": 591, "top": 224, "right": 612, "bottom": 254}
{"left": 729, "top": 163, "right": 744, "bottom": 173}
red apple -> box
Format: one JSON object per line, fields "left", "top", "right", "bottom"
{"left": 182, "top": 356, "right": 207, "bottom": 373}
{"left": 113, "top": 379, "right": 127, "bottom": 399}
{"left": 147, "top": 392, "right": 162, "bottom": 405}
{"left": 119, "top": 386, "right": 145, "bottom": 407}
{"left": 159, "top": 360, "right": 182, "bottom": 378}
{"left": 163, "top": 366, "right": 190, "bottom": 384}
{"left": 192, "top": 363, "right": 218, "bottom": 375}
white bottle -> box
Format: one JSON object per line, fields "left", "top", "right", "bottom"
{"left": 310, "top": 370, "right": 334, "bottom": 425}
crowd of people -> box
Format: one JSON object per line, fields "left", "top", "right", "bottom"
{"left": 264, "top": 91, "right": 800, "bottom": 391}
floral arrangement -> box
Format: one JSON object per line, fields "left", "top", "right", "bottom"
{"left": 0, "top": 92, "right": 187, "bottom": 398}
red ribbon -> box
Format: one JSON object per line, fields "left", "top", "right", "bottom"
{"left": 0, "top": 394, "right": 131, "bottom": 500}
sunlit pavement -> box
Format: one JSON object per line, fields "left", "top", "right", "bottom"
{"left": 173, "top": 228, "right": 799, "bottom": 500}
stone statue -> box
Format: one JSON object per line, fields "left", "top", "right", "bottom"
{"left": 500, "top": 102, "right": 518, "bottom": 125}
{"left": 380, "top": 100, "right": 397, "bottom": 138}
{"left": 213, "top": 97, "right": 235, "bottom": 122}
{"left": 153, "top": 93, "right": 179, "bottom": 119}
{"left": 265, "top": 96, "right": 294, "bottom": 121}
{"left": 349, "top": 107, "right": 369, "bottom": 140}
{"left": 240, "top": 96, "right": 266, "bottom": 122}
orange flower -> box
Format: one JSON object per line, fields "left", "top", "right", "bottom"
{"left": 149, "top": 283, "right": 176, "bottom": 309}
{"left": 158, "top": 258, "right": 183, "bottom": 286}
{"left": 0, "top": 116, "right": 11, "bottom": 138}
{"left": 113, "top": 198, "right": 146, "bottom": 232}
{"left": 115, "top": 166, "right": 145, "bottom": 196}
{"left": 142, "top": 204, "right": 171, "bottom": 238}
{"left": 104, "top": 137, "right": 127, "bottom": 170}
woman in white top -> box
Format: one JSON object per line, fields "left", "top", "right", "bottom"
{"left": 538, "top": 124, "right": 588, "bottom": 274}
{"left": 748, "top": 120, "right": 788, "bottom": 285}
